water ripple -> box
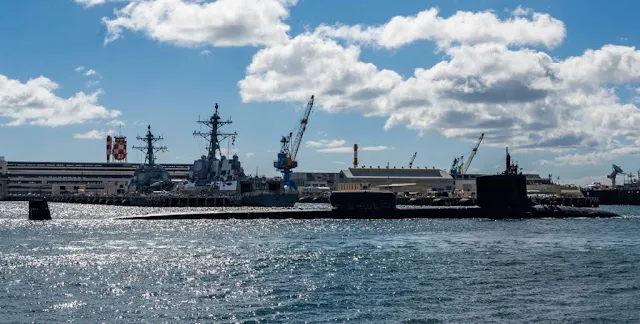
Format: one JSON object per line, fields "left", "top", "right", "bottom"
{"left": 0, "top": 203, "right": 639, "bottom": 322}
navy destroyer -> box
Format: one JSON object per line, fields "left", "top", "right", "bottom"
{"left": 184, "top": 103, "right": 245, "bottom": 192}
{"left": 128, "top": 125, "right": 174, "bottom": 193}
{"left": 184, "top": 102, "right": 298, "bottom": 207}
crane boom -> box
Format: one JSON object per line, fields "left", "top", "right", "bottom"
{"left": 273, "top": 95, "right": 315, "bottom": 191}
{"left": 409, "top": 152, "right": 417, "bottom": 168}
{"left": 462, "top": 133, "right": 484, "bottom": 174}
{"left": 290, "top": 95, "right": 314, "bottom": 161}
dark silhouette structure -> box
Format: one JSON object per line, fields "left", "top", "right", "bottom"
{"left": 28, "top": 199, "right": 51, "bottom": 220}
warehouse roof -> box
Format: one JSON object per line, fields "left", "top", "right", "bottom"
{"left": 340, "top": 167, "right": 453, "bottom": 179}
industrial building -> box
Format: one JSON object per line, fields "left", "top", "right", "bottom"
{"left": 2, "top": 159, "right": 191, "bottom": 196}
{"left": 290, "top": 172, "right": 339, "bottom": 190}
{"left": 336, "top": 167, "right": 454, "bottom": 192}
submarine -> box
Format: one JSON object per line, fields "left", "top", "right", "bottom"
{"left": 115, "top": 148, "right": 619, "bottom": 221}
{"left": 23, "top": 147, "right": 617, "bottom": 221}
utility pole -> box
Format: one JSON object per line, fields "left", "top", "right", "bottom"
{"left": 387, "top": 161, "right": 390, "bottom": 191}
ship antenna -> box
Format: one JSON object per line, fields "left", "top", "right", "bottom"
{"left": 132, "top": 125, "right": 167, "bottom": 166}
{"left": 193, "top": 102, "right": 237, "bottom": 161}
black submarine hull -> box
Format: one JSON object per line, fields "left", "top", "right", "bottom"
{"left": 117, "top": 170, "right": 620, "bottom": 220}
{"left": 116, "top": 205, "right": 618, "bottom": 220}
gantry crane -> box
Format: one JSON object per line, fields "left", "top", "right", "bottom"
{"left": 274, "top": 95, "right": 315, "bottom": 190}
{"left": 409, "top": 152, "right": 417, "bottom": 168}
{"left": 449, "top": 133, "right": 484, "bottom": 175}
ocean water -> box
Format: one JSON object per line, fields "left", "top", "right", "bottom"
{"left": 1, "top": 202, "right": 640, "bottom": 323}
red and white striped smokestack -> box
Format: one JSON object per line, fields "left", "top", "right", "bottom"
{"left": 106, "top": 135, "right": 112, "bottom": 162}
{"left": 353, "top": 144, "right": 358, "bottom": 168}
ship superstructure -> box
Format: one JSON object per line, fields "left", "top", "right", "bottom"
{"left": 185, "top": 103, "right": 246, "bottom": 191}
{"left": 128, "top": 125, "right": 173, "bottom": 193}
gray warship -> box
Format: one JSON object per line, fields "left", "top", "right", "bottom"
{"left": 128, "top": 125, "right": 174, "bottom": 193}
{"left": 184, "top": 103, "right": 298, "bottom": 207}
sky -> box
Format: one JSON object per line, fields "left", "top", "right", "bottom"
{"left": 1, "top": 0, "right": 639, "bottom": 186}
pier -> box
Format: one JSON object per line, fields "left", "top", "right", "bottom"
{"left": 2, "top": 194, "right": 237, "bottom": 207}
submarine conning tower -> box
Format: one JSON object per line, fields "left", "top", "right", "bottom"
{"left": 476, "top": 147, "right": 532, "bottom": 209}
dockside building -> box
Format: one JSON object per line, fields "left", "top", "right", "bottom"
{"left": 2, "top": 158, "right": 191, "bottom": 196}
{"left": 336, "top": 167, "right": 454, "bottom": 192}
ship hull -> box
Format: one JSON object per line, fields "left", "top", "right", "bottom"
{"left": 241, "top": 192, "right": 299, "bottom": 207}
{"left": 581, "top": 188, "right": 640, "bottom": 205}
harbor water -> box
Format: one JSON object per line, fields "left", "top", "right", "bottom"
{"left": 1, "top": 202, "right": 640, "bottom": 323}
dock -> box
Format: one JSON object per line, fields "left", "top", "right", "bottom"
{"left": 1, "top": 194, "right": 238, "bottom": 207}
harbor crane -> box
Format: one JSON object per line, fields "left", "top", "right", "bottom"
{"left": 449, "top": 133, "right": 484, "bottom": 176}
{"left": 274, "top": 95, "right": 315, "bottom": 190}
{"left": 409, "top": 152, "right": 417, "bottom": 168}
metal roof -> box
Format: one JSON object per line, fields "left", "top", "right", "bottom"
{"left": 341, "top": 168, "right": 452, "bottom": 179}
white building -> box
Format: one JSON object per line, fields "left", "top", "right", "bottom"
{"left": 4, "top": 160, "right": 190, "bottom": 196}
{"left": 336, "top": 167, "right": 454, "bottom": 192}
{"left": 290, "top": 172, "right": 339, "bottom": 190}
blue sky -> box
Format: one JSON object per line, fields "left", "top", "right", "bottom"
{"left": 1, "top": 0, "right": 639, "bottom": 185}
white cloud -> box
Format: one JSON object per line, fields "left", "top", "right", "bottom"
{"left": 73, "top": 129, "right": 116, "bottom": 140}
{"left": 107, "top": 119, "right": 125, "bottom": 127}
{"left": 315, "top": 7, "right": 565, "bottom": 50}
{"left": 541, "top": 147, "right": 640, "bottom": 166}
{"left": 75, "top": 66, "right": 85, "bottom": 72}
{"left": 317, "top": 146, "right": 353, "bottom": 153}
{"left": 245, "top": 152, "right": 255, "bottom": 158}
{"left": 306, "top": 139, "right": 346, "bottom": 148}
{"left": 75, "top": 3, "right": 640, "bottom": 167}
{"left": 361, "top": 146, "right": 390, "bottom": 151}
{"left": 74, "top": 0, "right": 128, "bottom": 8}
{"left": 512, "top": 6, "right": 533, "bottom": 17}
{"left": 556, "top": 45, "right": 640, "bottom": 85}
{"left": 86, "top": 80, "right": 100, "bottom": 88}
{"left": 0, "top": 74, "right": 121, "bottom": 127}
{"left": 200, "top": 50, "right": 211, "bottom": 56}
{"left": 239, "top": 33, "right": 402, "bottom": 115}
{"left": 238, "top": 10, "right": 640, "bottom": 166}
{"left": 84, "top": 69, "right": 101, "bottom": 78}
{"left": 101, "top": 0, "right": 297, "bottom": 47}
{"left": 305, "top": 137, "right": 388, "bottom": 153}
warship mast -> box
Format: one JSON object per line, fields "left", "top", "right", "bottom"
{"left": 193, "top": 103, "right": 237, "bottom": 161}
{"left": 132, "top": 125, "right": 167, "bottom": 166}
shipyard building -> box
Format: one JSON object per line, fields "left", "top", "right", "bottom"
{"left": 2, "top": 158, "right": 190, "bottom": 196}
{"left": 336, "top": 167, "right": 454, "bottom": 192}
{"left": 290, "top": 172, "right": 338, "bottom": 190}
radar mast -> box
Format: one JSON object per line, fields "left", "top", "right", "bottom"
{"left": 193, "top": 103, "right": 237, "bottom": 161}
{"left": 132, "top": 125, "right": 167, "bottom": 166}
